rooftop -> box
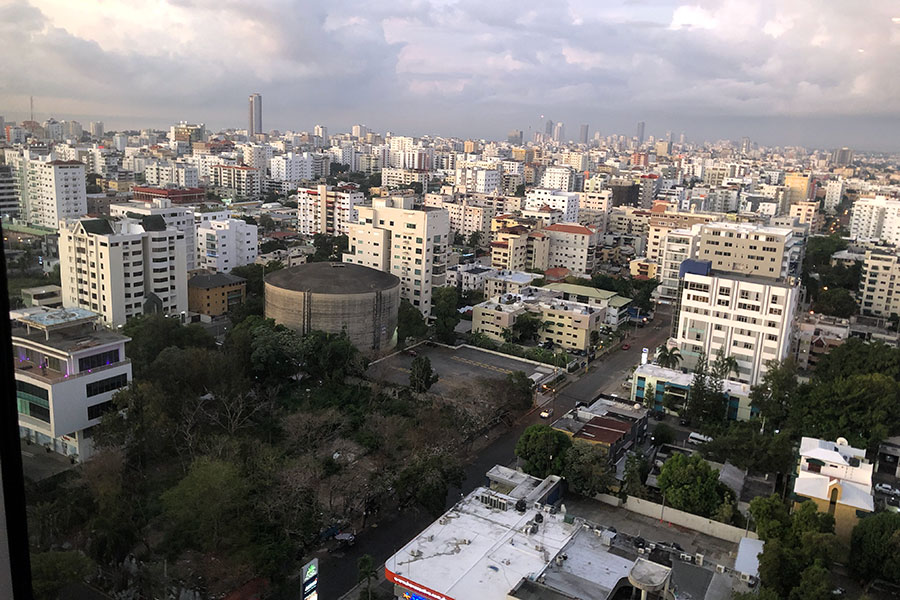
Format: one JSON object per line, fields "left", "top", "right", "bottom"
{"left": 265, "top": 262, "right": 400, "bottom": 294}
{"left": 188, "top": 272, "right": 247, "bottom": 290}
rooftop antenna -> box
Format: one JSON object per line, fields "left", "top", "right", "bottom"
{"left": 30, "top": 96, "right": 34, "bottom": 122}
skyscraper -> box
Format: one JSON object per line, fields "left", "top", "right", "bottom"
{"left": 831, "top": 147, "right": 853, "bottom": 167}
{"left": 507, "top": 129, "right": 523, "bottom": 145}
{"left": 552, "top": 121, "right": 565, "bottom": 142}
{"left": 545, "top": 119, "right": 554, "bottom": 136}
{"left": 579, "top": 124, "right": 589, "bottom": 145}
{"left": 636, "top": 121, "right": 645, "bottom": 145}
{"left": 248, "top": 93, "right": 262, "bottom": 137}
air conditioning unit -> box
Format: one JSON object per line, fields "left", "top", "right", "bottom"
{"left": 680, "top": 553, "right": 693, "bottom": 562}
{"left": 695, "top": 553, "right": 704, "bottom": 566}
{"left": 716, "top": 564, "right": 726, "bottom": 574}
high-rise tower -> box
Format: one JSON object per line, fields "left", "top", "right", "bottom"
{"left": 248, "top": 93, "right": 262, "bottom": 137}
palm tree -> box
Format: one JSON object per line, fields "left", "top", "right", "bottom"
{"left": 712, "top": 348, "right": 739, "bottom": 380}
{"left": 358, "top": 554, "right": 377, "bottom": 600}
{"left": 655, "top": 346, "right": 683, "bottom": 370}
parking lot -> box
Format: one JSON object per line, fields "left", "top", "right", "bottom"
{"left": 367, "top": 343, "right": 558, "bottom": 394}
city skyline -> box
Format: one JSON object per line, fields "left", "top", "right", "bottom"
{"left": 1, "top": 1, "right": 899, "bottom": 150}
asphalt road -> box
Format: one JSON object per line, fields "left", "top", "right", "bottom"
{"left": 315, "top": 309, "right": 674, "bottom": 599}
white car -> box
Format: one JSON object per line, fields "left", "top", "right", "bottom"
{"left": 875, "top": 483, "right": 899, "bottom": 496}
{"left": 539, "top": 407, "right": 554, "bottom": 419}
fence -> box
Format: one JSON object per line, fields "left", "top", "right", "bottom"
{"left": 623, "top": 496, "right": 757, "bottom": 543}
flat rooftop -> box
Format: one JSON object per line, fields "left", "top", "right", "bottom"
{"left": 11, "top": 307, "right": 98, "bottom": 330}
{"left": 264, "top": 262, "right": 399, "bottom": 294}
{"left": 385, "top": 486, "right": 579, "bottom": 600}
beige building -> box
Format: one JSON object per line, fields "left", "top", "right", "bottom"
{"left": 859, "top": 248, "right": 900, "bottom": 318}
{"left": 629, "top": 257, "right": 658, "bottom": 280}
{"left": 784, "top": 171, "right": 811, "bottom": 205}
{"left": 210, "top": 164, "right": 262, "bottom": 199}
{"left": 188, "top": 272, "right": 246, "bottom": 317}
{"left": 342, "top": 196, "right": 450, "bottom": 316}
{"left": 607, "top": 206, "right": 651, "bottom": 236}
{"left": 473, "top": 287, "right": 605, "bottom": 352}
{"left": 645, "top": 206, "right": 717, "bottom": 264}
{"left": 483, "top": 270, "right": 541, "bottom": 298}
{"left": 543, "top": 223, "right": 600, "bottom": 277}
{"left": 490, "top": 227, "right": 549, "bottom": 272}
{"left": 59, "top": 216, "right": 188, "bottom": 327}
{"left": 789, "top": 200, "right": 821, "bottom": 234}
{"left": 423, "top": 194, "right": 495, "bottom": 240}
{"left": 696, "top": 222, "right": 802, "bottom": 282}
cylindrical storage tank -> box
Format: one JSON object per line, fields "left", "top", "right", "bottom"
{"left": 264, "top": 262, "right": 400, "bottom": 355}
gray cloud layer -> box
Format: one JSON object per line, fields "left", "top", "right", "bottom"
{"left": 1, "top": 0, "right": 899, "bottom": 149}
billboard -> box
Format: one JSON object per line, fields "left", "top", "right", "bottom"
{"left": 301, "top": 558, "right": 318, "bottom": 600}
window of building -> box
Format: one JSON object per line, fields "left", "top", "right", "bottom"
{"left": 86, "top": 373, "right": 129, "bottom": 397}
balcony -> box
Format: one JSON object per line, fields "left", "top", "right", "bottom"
{"left": 13, "top": 358, "right": 131, "bottom": 384}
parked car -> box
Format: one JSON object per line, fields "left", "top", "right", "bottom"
{"left": 540, "top": 407, "right": 554, "bottom": 419}
{"left": 875, "top": 483, "right": 897, "bottom": 495}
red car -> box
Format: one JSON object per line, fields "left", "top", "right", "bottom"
{"left": 621, "top": 344, "right": 631, "bottom": 350}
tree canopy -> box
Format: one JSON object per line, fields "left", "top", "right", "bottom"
{"left": 515, "top": 425, "right": 572, "bottom": 478}
{"left": 657, "top": 453, "right": 733, "bottom": 518}
{"left": 849, "top": 511, "right": 900, "bottom": 584}
{"left": 432, "top": 286, "right": 461, "bottom": 344}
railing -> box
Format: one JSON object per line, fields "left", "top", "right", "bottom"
{"left": 13, "top": 359, "right": 131, "bottom": 384}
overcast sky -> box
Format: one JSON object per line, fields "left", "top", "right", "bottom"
{"left": 2, "top": 0, "right": 899, "bottom": 150}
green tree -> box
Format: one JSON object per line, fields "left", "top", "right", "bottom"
{"left": 788, "top": 563, "right": 834, "bottom": 600}
{"left": 394, "top": 452, "right": 463, "bottom": 516}
{"left": 160, "top": 457, "right": 250, "bottom": 551}
{"left": 467, "top": 230, "right": 483, "bottom": 248}
{"left": 750, "top": 358, "right": 799, "bottom": 432}
{"left": 512, "top": 311, "right": 542, "bottom": 343}
{"left": 653, "top": 423, "right": 675, "bottom": 446}
{"left": 453, "top": 231, "right": 465, "bottom": 246}
{"left": 622, "top": 452, "right": 649, "bottom": 499}
{"left": 563, "top": 441, "right": 613, "bottom": 496}
{"left": 501, "top": 370, "right": 534, "bottom": 410}
{"left": 655, "top": 346, "right": 682, "bottom": 369}
{"left": 849, "top": 511, "right": 900, "bottom": 584}
{"left": 397, "top": 298, "right": 428, "bottom": 346}
{"left": 515, "top": 425, "right": 573, "bottom": 478}
{"left": 122, "top": 313, "right": 215, "bottom": 377}
{"left": 701, "top": 422, "right": 795, "bottom": 475}
{"left": 433, "top": 286, "right": 461, "bottom": 344}
{"left": 230, "top": 260, "right": 285, "bottom": 296}
{"left": 590, "top": 330, "right": 600, "bottom": 348}
{"left": 657, "top": 453, "right": 729, "bottom": 517}
{"left": 358, "top": 554, "right": 377, "bottom": 600}
{"left": 749, "top": 494, "right": 792, "bottom": 542}
{"left": 814, "top": 338, "right": 900, "bottom": 383}
{"left": 514, "top": 183, "right": 526, "bottom": 196}
{"left": 30, "top": 551, "right": 95, "bottom": 600}
{"left": 409, "top": 355, "right": 439, "bottom": 392}
{"left": 811, "top": 287, "right": 858, "bottom": 318}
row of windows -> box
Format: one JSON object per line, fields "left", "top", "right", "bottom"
{"left": 86, "top": 373, "right": 129, "bottom": 398}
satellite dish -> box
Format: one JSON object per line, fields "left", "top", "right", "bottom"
{"left": 633, "top": 403, "right": 642, "bottom": 410}
{"left": 836, "top": 437, "right": 849, "bottom": 446}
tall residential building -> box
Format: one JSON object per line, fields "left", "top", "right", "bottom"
{"left": 196, "top": 218, "right": 258, "bottom": 273}
{"left": 296, "top": 184, "right": 363, "bottom": 236}
{"left": 270, "top": 152, "right": 315, "bottom": 183}
{"left": 144, "top": 161, "right": 199, "bottom": 188}
{"left": 12, "top": 306, "right": 132, "bottom": 461}
{"left": 831, "top": 147, "right": 853, "bottom": 167}
{"left": 25, "top": 160, "right": 87, "bottom": 229}
{"left": 313, "top": 124, "right": 328, "bottom": 145}
{"left": 784, "top": 171, "right": 811, "bottom": 205}
{"left": 210, "top": 164, "right": 262, "bottom": 199}
{"left": 824, "top": 179, "right": 845, "bottom": 213}
{"left": 524, "top": 189, "right": 580, "bottom": 222}
{"left": 507, "top": 129, "right": 523, "bottom": 145}
{"left": 636, "top": 121, "right": 645, "bottom": 144}
{"left": 89, "top": 121, "right": 104, "bottom": 138}
{"left": 109, "top": 198, "right": 197, "bottom": 270}
{"left": 645, "top": 207, "right": 716, "bottom": 264}
{"left": 342, "top": 196, "right": 450, "bottom": 316}
{"left": 789, "top": 201, "right": 822, "bottom": 234}
{"left": 672, "top": 260, "right": 799, "bottom": 385}
{"left": 0, "top": 164, "right": 19, "bottom": 218}
{"left": 59, "top": 216, "right": 188, "bottom": 327}
{"left": 539, "top": 166, "right": 575, "bottom": 191}
{"left": 543, "top": 223, "right": 600, "bottom": 276}
{"left": 657, "top": 226, "right": 702, "bottom": 302}
{"left": 248, "top": 93, "right": 262, "bottom": 137}
{"left": 455, "top": 163, "right": 501, "bottom": 194}
{"left": 858, "top": 248, "right": 900, "bottom": 318}
{"left": 552, "top": 122, "right": 565, "bottom": 142}
{"left": 423, "top": 194, "right": 494, "bottom": 240}
{"left": 849, "top": 196, "right": 900, "bottom": 245}
{"left": 696, "top": 221, "right": 803, "bottom": 282}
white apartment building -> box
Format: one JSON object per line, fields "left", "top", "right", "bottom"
{"left": 524, "top": 188, "right": 579, "bottom": 223}
{"left": 270, "top": 152, "right": 314, "bottom": 182}
{"left": 59, "top": 216, "right": 188, "bottom": 327}
{"left": 210, "top": 164, "right": 262, "bottom": 199}
{"left": 196, "top": 218, "right": 258, "bottom": 273}
{"left": 543, "top": 223, "right": 600, "bottom": 276}
{"left": 12, "top": 307, "right": 132, "bottom": 461}
{"left": 446, "top": 263, "right": 498, "bottom": 293}
{"left": 381, "top": 167, "right": 432, "bottom": 190}
{"left": 849, "top": 196, "right": 900, "bottom": 245}
{"left": 110, "top": 198, "right": 197, "bottom": 270}
{"left": 25, "top": 159, "right": 87, "bottom": 229}
{"left": 858, "top": 248, "right": 900, "bottom": 318}
{"left": 697, "top": 221, "right": 803, "bottom": 282}
{"left": 240, "top": 143, "right": 272, "bottom": 171}
{"left": 0, "top": 164, "right": 19, "bottom": 218}
{"left": 144, "top": 161, "right": 199, "bottom": 188}
{"left": 343, "top": 196, "right": 450, "bottom": 316}
{"left": 454, "top": 164, "right": 501, "bottom": 194}
{"left": 657, "top": 225, "right": 702, "bottom": 302}
{"left": 422, "top": 194, "right": 495, "bottom": 240}
{"left": 672, "top": 261, "right": 799, "bottom": 385}
{"left": 824, "top": 179, "right": 845, "bottom": 213}
{"left": 539, "top": 166, "right": 575, "bottom": 191}
{"left": 296, "top": 184, "right": 363, "bottom": 236}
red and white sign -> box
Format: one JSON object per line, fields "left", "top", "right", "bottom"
{"left": 384, "top": 568, "right": 455, "bottom": 600}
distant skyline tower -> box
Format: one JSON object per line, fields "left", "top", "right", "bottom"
{"left": 552, "top": 121, "right": 565, "bottom": 142}
{"left": 636, "top": 121, "right": 645, "bottom": 145}
{"left": 579, "top": 124, "right": 589, "bottom": 145}
{"left": 248, "top": 93, "right": 262, "bottom": 137}
{"left": 507, "top": 129, "right": 523, "bottom": 145}
{"left": 831, "top": 147, "right": 853, "bottom": 166}
{"left": 545, "top": 119, "right": 554, "bottom": 136}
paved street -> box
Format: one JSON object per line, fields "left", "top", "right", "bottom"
{"left": 317, "top": 308, "right": 675, "bottom": 599}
